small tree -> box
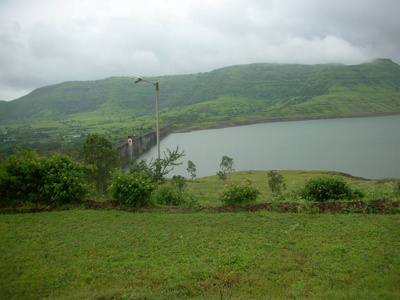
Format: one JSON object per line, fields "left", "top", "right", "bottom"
{"left": 268, "top": 170, "right": 286, "bottom": 193}
{"left": 129, "top": 146, "right": 185, "bottom": 183}
{"left": 83, "top": 134, "right": 121, "bottom": 195}
{"left": 186, "top": 160, "right": 197, "bottom": 179}
{"left": 217, "top": 155, "right": 235, "bottom": 181}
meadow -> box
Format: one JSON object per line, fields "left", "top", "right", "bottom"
{"left": 1, "top": 211, "right": 399, "bottom": 299}
{"left": 1, "top": 171, "right": 399, "bottom": 299}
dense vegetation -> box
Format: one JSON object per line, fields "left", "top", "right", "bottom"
{"left": 1, "top": 145, "right": 399, "bottom": 213}
{"left": 1, "top": 58, "right": 400, "bottom": 154}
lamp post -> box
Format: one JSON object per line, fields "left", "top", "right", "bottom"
{"left": 131, "top": 76, "right": 160, "bottom": 161}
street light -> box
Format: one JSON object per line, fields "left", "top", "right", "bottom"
{"left": 130, "top": 76, "right": 160, "bottom": 161}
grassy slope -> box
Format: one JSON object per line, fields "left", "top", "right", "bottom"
{"left": 1, "top": 211, "right": 399, "bottom": 299}
{"left": 1, "top": 171, "right": 399, "bottom": 299}
{"left": 187, "top": 170, "right": 400, "bottom": 206}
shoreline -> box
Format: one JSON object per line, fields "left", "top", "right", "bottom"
{"left": 172, "top": 111, "right": 400, "bottom": 133}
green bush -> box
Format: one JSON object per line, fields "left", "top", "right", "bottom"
{"left": 108, "top": 172, "right": 156, "bottom": 207}
{"left": 42, "top": 153, "right": 94, "bottom": 203}
{"left": 300, "top": 176, "right": 361, "bottom": 202}
{"left": 267, "top": 170, "right": 286, "bottom": 193}
{"left": 218, "top": 179, "right": 261, "bottom": 206}
{"left": 151, "top": 184, "right": 191, "bottom": 206}
{"left": 0, "top": 148, "right": 93, "bottom": 206}
{"left": 171, "top": 175, "right": 187, "bottom": 190}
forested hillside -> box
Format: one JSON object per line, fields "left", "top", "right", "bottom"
{"left": 1, "top": 58, "right": 400, "bottom": 152}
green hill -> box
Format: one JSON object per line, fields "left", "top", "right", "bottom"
{"left": 1, "top": 58, "right": 400, "bottom": 150}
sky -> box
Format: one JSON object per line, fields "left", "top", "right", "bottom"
{"left": 1, "top": 0, "right": 399, "bottom": 101}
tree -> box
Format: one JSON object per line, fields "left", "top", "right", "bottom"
{"left": 129, "top": 146, "right": 185, "bottom": 183}
{"left": 82, "top": 134, "right": 121, "bottom": 195}
{"left": 186, "top": 160, "right": 197, "bottom": 179}
{"left": 217, "top": 155, "right": 235, "bottom": 181}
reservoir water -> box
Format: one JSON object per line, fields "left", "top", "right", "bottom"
{"left": 138, "top": 115, "right": 400, "bottom": 179}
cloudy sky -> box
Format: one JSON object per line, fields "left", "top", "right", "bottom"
{"left": 1, "top": 0, "right": 399, "bottom": 101}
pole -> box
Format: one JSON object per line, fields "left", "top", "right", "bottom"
{"left": 130, "top": 76, "right": 161, "bottom": 161}
{"left": 155, "top": 82, "right": 160, "bottom": 161}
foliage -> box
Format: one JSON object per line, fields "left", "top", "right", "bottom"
{"left": 171, "top": 175, "right": 187, "bottom": 189}
{"left": 217, "top": 171, "right": 227, "bottom": 181}
{"left": 217, "top": 155, "right": 235, "bottom": 181}
{"left": 82, "top": 134, "right": 121, "bottom": 195}
{"left": 0, "top": 147, "right": 93, "bottom": 206}
{"left": 186, "top": 160, "right": 197, "bottom": 179}
{"left": 300, "top": 176, "right": 363, "bottom": 202}
{"left": 218, "top": 179, "right": 261, "bottom": 206}
{"left": 129, "top": 146, "right": 185, "bottom": 182}
{"left": 108, "top": 171, "right": 156, "bottom": 207}
{"left": 267, "top": 170, "right": 286, "bottom": 193}
{"left": 151, "top": 184, "right": 196, "bottom": 206}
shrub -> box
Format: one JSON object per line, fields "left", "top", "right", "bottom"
{"left": 108, "top": 172, "right": 156, "bottom": 207}
{"left": 300, "top": 176, "right": 360, "bottom": 202}
{"left": 151, "top": 184, "right": 192, "bottom": 206}
{"left": 171, "top": 175, "right": 187, "bottom": 190}
{"left": 42, "top": 153, "right": 94, "bottom": 203}
{"left": 267, "top": 170, "right": 286, "bottom": 193}
{"left": 217, "top": 171, "right": 227, "bottom": 181}
{"left": 218, "top": 179, "right": 261, "bottom": 206}
{"left": 0, "top": 148, "right": 93, "bottom": 206}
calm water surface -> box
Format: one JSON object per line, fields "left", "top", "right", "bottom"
{"left": 139, "top": 115, "right": 400, "bottom": 179}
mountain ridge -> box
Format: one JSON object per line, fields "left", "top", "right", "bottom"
{"left": 1, "top": 58, "right": 400, "bottom": 138}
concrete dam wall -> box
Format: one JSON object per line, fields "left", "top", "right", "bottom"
{"left": 114, "top": 124, "right": 172, "bottom": 167}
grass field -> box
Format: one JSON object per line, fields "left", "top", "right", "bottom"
{"left": 1, "top": 170, "right": 399, "bottom": 299}
{"left": 186, "top": 170, "right": 400, "bottom": 207}
{"left": 1, "top": 211, "right": 399, "bottom": 299}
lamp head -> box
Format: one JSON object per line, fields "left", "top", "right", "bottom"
{"left": 130, "top": 76, "right": 142, "bottom": 84}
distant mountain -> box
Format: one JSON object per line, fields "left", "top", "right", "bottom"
{"left": 1, "top": 58, "right": 400, "bottom": 134}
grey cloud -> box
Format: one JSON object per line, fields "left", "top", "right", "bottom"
{"left": 0, "top": 0, "right": 399, "bottom": 101}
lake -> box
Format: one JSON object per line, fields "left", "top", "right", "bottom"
{"left": 138, "top": 115, "right": 400, "bottom": 179}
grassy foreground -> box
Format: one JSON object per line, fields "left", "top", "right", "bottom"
{"left": 1, "top": 210, "right": 399, "bottom": 299}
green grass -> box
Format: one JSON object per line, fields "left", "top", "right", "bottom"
{"left": 1, "top": 171, "right": 400, "bottom": 298}
{"left": 0, "top": 211, "right": 399, "bottom": 299}
{"left": 186, "top": 170, "right": 400, "bottom": 207}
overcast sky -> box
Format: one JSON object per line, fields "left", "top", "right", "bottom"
{"left": 1, "top": 0, "right": 399, "bottom": 101}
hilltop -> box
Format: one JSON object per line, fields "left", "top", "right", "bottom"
{"left": 0, "top": 58, "right": 400, "bottom": 151}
